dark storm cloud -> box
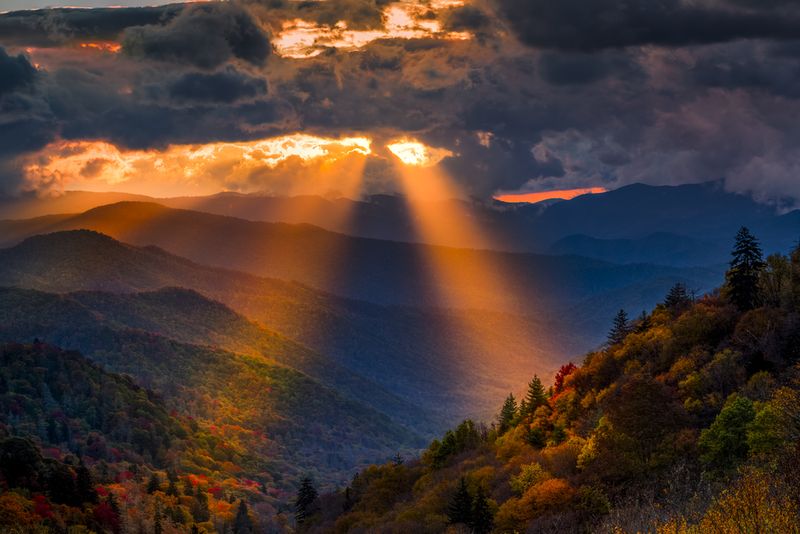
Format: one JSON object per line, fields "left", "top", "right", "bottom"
{"left": 0, "top": 47, "right": 36, "bottom": 95}
{"left": 0, "top": 6, "right": 181, "bottom": 47}
{"left": 122, "top": 3, "right": 270, "bottom": 69}
{"left": 538, "top": 51, "right": 642, "bottom": 85}
{"left": 442, "top": 6, "right": 491, "bottom": 32}
{"left": 494, "top": 0, "right": 800, "bottom": 51}
{"left": 168, "top": 68, "right": 268, "bottom": 103}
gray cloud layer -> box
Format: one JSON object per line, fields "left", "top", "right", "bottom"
{"left": 1, "top": 0, "right": 800, "bottom": 206}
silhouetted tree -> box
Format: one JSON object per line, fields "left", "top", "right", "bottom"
{"left": 233, "top": 500, "right": 254, "bottom": 534}
{"left": 726, "top": 227, "right": 765, "bottom": 311}
{"left": 498, "top": 394, "right": 518, "bottom": 434}
{"left": 448, "top": 477, "right": 472, "bottom": 526}
{"left": 607, "top": 309, "right": 630, "bottom": 345}
{"left": 295, "top": 476, "right": 318, "bottom": 526}
{"left": 146, "top": 472, "right": 161, "bottom": 494}
{"left": 470, "top": 486, "right": 494, "bottom": 534}
{"left": 76, "top": 458, "right": 97, "bottom": 503}
{"left": 154, "top": 501, "right": 163, "bottom": 534}
{"left": 664, "top": 282, "right": 692, "bottom": 311}
{"left": 636, "top": 310, "right": 652, "bottom": 333}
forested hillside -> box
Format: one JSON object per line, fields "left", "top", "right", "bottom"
{"left": 0, "top": 344, "right": 289, "bottom": 532}
{"left": 0, "top": 290, "right": 425, "bottom": 493}
{"left": 0, "top": 230, "right": 570, "bottom": 423}
{"left": 307, "top": 229, "right": 800, "bottom": 533}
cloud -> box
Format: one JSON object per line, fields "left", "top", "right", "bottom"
{"left": 168, "top": 68, "right": 268, "bottom": 103}
{"left": 494, "top": 0, "right": 800, "bottom": 51}
{"left": 122, "top": 3, "right": 270, "bottom": 69}
{"left": 0, "top": 5, "right": 182, "bottom": 48}
{"left": 0, "top": 47, "right": 36, "bottom": 95}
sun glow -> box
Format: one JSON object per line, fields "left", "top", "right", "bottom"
{"left": 273, "top": 2, "right": 471, "bottom": 59}
{"left": 387, "top": 140, "right": 453, "bottom": 167}
{"left": 23, "top": 134, "right": 372, "bottom": 197}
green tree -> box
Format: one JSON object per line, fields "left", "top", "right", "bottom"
{"left": 498, "top": 393, "right": 518, "bottom": 434}
{"left": 726, "top": 227, "right": 765, "bottom": 311}
{"left": 447, "top": 477, "right": 472, "bottom": 526}
{"left": 699, "top": 395, "right": 756, "bottom": 472}
{"left": 295, "top": 476, "right": 319, "bottom": 526}
{"left": 233, "top": 500, "right": 254, "bottom": 534}
{"left": 522, "top": 375, "right": 547, "bottom": 417}
{"left": 607, "top": 309, "right": 630, "bottom": 345}
{"left": 470, "top": 486, "right": 494, "bottom": 534}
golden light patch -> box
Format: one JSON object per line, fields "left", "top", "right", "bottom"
{"left": 387, "top": 139, "right": 453, "bottom": 167}
{"left": 273, "top": 2, "right": 471, "bottom": 59}
{"left": 23, "top": 135, "right": 372, "bottom": 196}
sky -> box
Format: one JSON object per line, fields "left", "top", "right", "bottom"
{"left": 2, "top": 0, "right": 800, "bottom": 206}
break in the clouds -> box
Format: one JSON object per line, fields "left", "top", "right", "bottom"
{"left": 2, "top": 0, "right": 800, "bottom": 208}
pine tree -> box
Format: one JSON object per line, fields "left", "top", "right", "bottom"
{"left": 166, "top": 470, "right": 179, "bottom": 497}
{"left": 76, "top": 459, "right": 97, "bottom": 503}
{"left": 726, "top": 227, "right": 765, "bottom": 311}
{"left": 470, "top": 486, "right": 494, "bottom": 534}
{"left": 664, "top": 282, "right": 692, "bottom": 311}
{"left": 447, "top": 477, "right": 472, "bottom": 526}
{"left": 154, "top": 501, "right": 163, "bottom": 534}
{"left": 607, "top": 309, "right": 630, "bottom": 345}
{"left": 146, "top": 472, "right": 161, "bottom": 494}
{"left": 295, "top": 476, "right": 318, "bottom": 526}
{"left": 523, "top": 375, "right": 547, "bottom": 416}
{"left": 233, "top": 500, "right": 254, "bottom": 534}
{"left": 393, "top": 452, "right": 404, "bottom": 465}
{"left": 498, "top": 393, "right": 518, "bottom": 434}
{"left": 192, "top": 489, "right": 210, "bottom": 523}
{"left": 636, "top": 310, "right": 652, "bottom": 333}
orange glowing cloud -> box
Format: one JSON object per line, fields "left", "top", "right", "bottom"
{"left": 22, "top": 134, "right": 372, "bottom": 197}
{"left": 273, "top": 2, "right": 471, "bottom": 59}
{"left": 78, "top": 42, "right": 122, "bottom": 53}
{"left": 494, "top": 187, "right": 608, "bottom": 204}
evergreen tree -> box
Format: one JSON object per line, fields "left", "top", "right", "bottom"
{"left": 447, "top": 477, "right": 472, "bottom": 526}
{"left": 295, "top": 476, "right": 319, "bottom": 526}
{"left": 76, "top": 459, "right": 97, "bottom": 503}
{"left": 607, "top": 309, "right": 630, "bottom": 345}
{"left": 393, "top": 452, "right": 404, "bottom": 465}
{"left": 726, "top": 227, "right": 765, "bottom": 311}
{"left": 664, "top": 282, "right": 692, "bottom": 311}
{"left": 470, "top": 486, "right": 494, "bottom": 534}
{"left": 154, "top": 501, "right": 163, "bottom": 534}
{"left": 192, "top": 489, "right": 210, "bottom": 523}
{"left": 636, "top": 310, "right": 652, "bottom": 333}
{"left": 146, "top": 472, "right": 161, "bottom": 494}
{"left": 166, "top": 470, "right": 179, "bottom": 497}
{"left": 233, "top": 500, "right": 254, "bottom": 534}
{"left": 523, "top": 376, "right": 547, "bottom": 416}
{"left": 190, "top": 525, "right": 200, "bottom": 534}
{"left": 498, "top": 393, "right": 518, "bottom": 434}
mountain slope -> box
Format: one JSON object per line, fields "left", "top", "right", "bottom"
{"left": 0, "top": 202, "right": 724, "bottom": 312}
{"left": 0, "top": 287, "right": 424, "bottom": 490}
{"left": 0, "top": 230, "right": 577, "bottom": 424}
{"left": 0, "top": 183, "right": 795, "bottom": 260}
